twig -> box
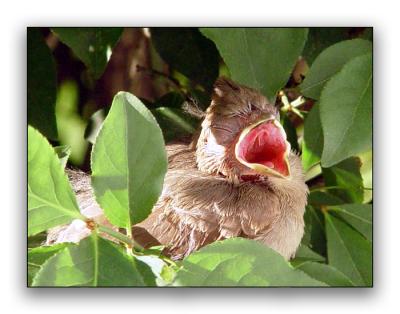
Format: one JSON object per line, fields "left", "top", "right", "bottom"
{"left": 136, "top": 64, "right": 182, "bottom": 89}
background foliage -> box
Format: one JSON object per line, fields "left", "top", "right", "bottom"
{"left": 27, "top": 27, "right": 372, "bottom": 287}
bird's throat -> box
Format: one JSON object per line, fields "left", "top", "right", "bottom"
{"left": 235, "top": 119, "right": 290, "bottom": 178}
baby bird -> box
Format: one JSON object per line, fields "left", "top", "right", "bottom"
{"left": 47, "top": 77, "right": 308, "bottom": 261}
{"left": 132, "top": 77, "right": 308, "bottom": 260}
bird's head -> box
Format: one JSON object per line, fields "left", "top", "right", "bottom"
{"left": 196, "top": 77, "right": 292, "bottom": 183}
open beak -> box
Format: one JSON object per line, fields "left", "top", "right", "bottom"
{"left": 235, "top": 117, "right": 291, "bottom": 179}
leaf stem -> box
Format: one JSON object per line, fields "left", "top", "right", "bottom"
{"left": 310, "top": 185, "right": 348, "bottom": 192}
{"left": 97, "top": 224, "right": 144, "bottom": 251}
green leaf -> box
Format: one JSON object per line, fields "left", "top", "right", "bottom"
{"left": 325, "top": 213, "right": 372, "bottom": 286}
{"left": 54, "top": 145, "right": 71, "bottom": 168}
{"left": 359, "top": 150, "right": 373, "bottom": 203}
{"left": 302, "top": 206, "right": 326, "bottom": 256}
{"left": 173, "top": 238, "right": 325, "bottom": 286}
{"left": 28, "top": 243, "right": 69, "bottom": 286}
{"left": 302, "top": 103, "right": 323, "bottom": 170}
{"left": 201, "top": 28, "right": 308, "bottom": 101}
{"left": 300, "top": 39, "right": 372, "bottom": 100}
{"left": 32, "top": 234, "right": 156, "bottom": 286}
{"left": 28, "top": 232, "right": 47, "bottom": 248}
{"left": 152, "top": 107, "right": 199, "bottom": 142}
{"left": 302, "top": 28, "right": 355, "bottom": 64}
{"left": 91, "top": 92, "right": 167, "bottom": 228}
{"left": 329, "top": 204, "right": 372, "bottom": 241}
{"left": 84, "top": 109, "right": 106, "bottom": 144}
{"left": 290, "top": 244, "right": 325, "bottom": 267}
{"left": 28, "top": 126, "right": 82, "bottom": 236}
{"left": 294, "top": 244, "right": 325, "bottom": 262}
{"left": 320, "top": 53, "right": 372, "bottom": 167}
{"left": 296, "top": 262, "right": 355, "bottom": 286}
{"left": 323, "top": 157, "right": 364, "bottom": 203}
{"left": 151, "top": 28, "right": 220, "bottom": 90}
{"left": 55, "top": 80, "right": 88, "bottom": 165}
{"left": 27, "top": 28, "right": 58, "bottom": 140}
{"left": 52, "top": 27, "right": 123, "bottom": 79}
{"left": 308, "top": 191, "right": 344, "bottom": 207}
{"left": 281, "top": 115, "right": 299, "bottom": 152}
{"left": 153, "top": 92, "right": 185, "bottom": 109}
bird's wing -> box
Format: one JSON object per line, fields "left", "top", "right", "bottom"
{"left": 133, "top": 143, "right": 224, "bottom": 259}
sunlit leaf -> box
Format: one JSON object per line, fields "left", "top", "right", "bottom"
{"left": 84, "top": 109, "right": 106, "bottom": 144}
{"left": 173, "top": 238, "right": 325, "bottom": 286}
{"left": 201, "top": 28, "right": 308, "bottom": 101}
{"left": 54, "top": 145, "right": 71, "bottom": 168}
{"left": 55, "top": 80, "right": 88, "bottom": 165}
{"left": 28, "top": 126, "right": 83, "bottom": 236}
{"left": 28, "top": 243, "right": 69, "bottom": 286}
{"left": 32, "top": 234, "right": 156, "bottom": 286}
{"left": 91, "top": 92, "right": 167, "bottom": 228}
{"left": 359, "top": 150, "right": 373, "bottom": 203}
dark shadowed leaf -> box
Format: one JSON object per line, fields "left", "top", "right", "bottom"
{"left": 300, "top": 39, "right": 371, "bottom": 100}
{"left": 153, "top": 92, "right": 185, "bottom": 109}
{"left": 329, "top": 204, "right": 372, "bottom": 241}
{"left": 201, "top": 28, "right": 308, "bottom": 101}
{"left": 296, "top": 261, "right": 355, "bottom": 286}
{"left": 28, "top": 127, "right": 83, "bottom": 236}
{"left": 28, "top": 232, "right": 47, "bottom": 248}
{"left": 281, "top": 115, "right": 299, "bottom": 152}
{"left": 91, "top": 92, "right": 167, "bottom": 228}
{"left": 320, "top": 53, "right": 372, "bottom": 167}
{"left": 323, "top": 157, "right": 364, "bottom": 203}
{"left": 302, "top": 28, "right": 354, "bottom": 64}
{"left": 27, "top": 28, "right": 58, "bottom": 140}
{"left": 32, "top": 234, "right": 156, "bottom": 286}
{"left": 302, "top": 103, "right": 323, "bottom": 170}
{"left": 302, "top": 206, "right": 326, "bottom": 256}
{"left": 151, "top": 28, "right": 220, "bottom": 91}
{"left": 308, "top": 191, "right": 344, "bottom": 207}
{"left": 52, "top": 28, "right": 123, "bottom": 79}
{"left": 325, "top": 214, "right": 372, "bottom": 286}
{"left": 152, "top": 107, "right": 199, "bottom": 142}
{"left": 173, "top": 238, "right": 325, "bottom": 286}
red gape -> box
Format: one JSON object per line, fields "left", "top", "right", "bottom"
{"left": 237, "top": 121, "right": 289, "bottom": 176}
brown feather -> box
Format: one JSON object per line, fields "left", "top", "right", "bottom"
{"left": 48, "top": 77, "right": 308, "bottom": 261}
